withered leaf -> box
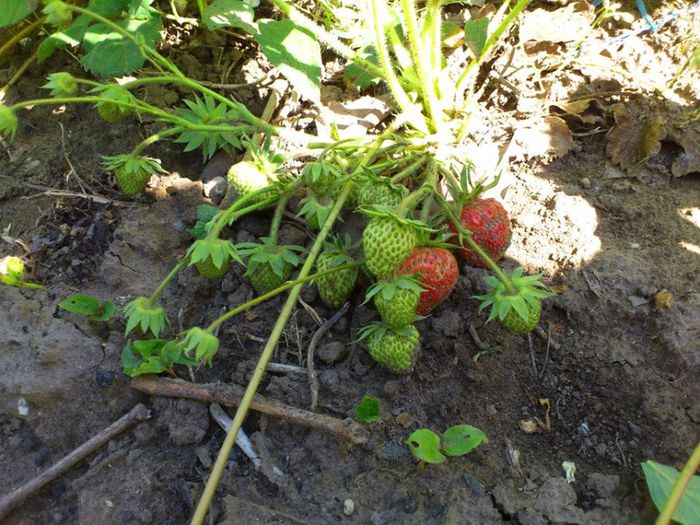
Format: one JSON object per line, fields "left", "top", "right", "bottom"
{"left": 666, "top": 123, "right": 700, "bottom": 177}
{"left": 606, "top": 104, "right": 667, "bottom": 171}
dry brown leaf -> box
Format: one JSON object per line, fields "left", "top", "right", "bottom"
{"left": 666, "top": 123, "right": 700, "bottom": 177}
{"left": 606, "top": 105, "right": 667, "bottom": 171}
{"left": 509, "top": 116, "right": 574, "bottom": 161}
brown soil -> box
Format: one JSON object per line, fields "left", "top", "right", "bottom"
{"left": 1, "top": 2, "right": 698, "bottom": 524}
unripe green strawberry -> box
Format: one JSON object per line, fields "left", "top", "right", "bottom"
{"left": 366, "top": 325, "right": 420, "bottom": 374}
{"left": 195, "top": 257, "right": 230, "bottom": 279}
{"left": 367, "top": 275, "right": 422, "bottom": 329}
{"left": 97, "top": 102, "right": 133, "bottom": 123}
{"left": 227, "top": 161, "right": 276, "bottom": 203}
{"left": 363, "top": 216, "right": 417, "bottom": 277}
{"left": 248, "top": 260, "right": 292, "bottom": 295}
{"left": 315, "top": 250, "right": 357, "bottom": 309}
{"left": 500, "top": 299, "right": 541, "bottom": 334}
{"left": 358, "top": 181, "right": 404, "bottom": 209}
{"left": 115, "top": 165, "right": 151, "bottom": 196}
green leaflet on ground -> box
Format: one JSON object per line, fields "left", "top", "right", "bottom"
{"left": 255, "top": 19, "right": 322, "bottom": 103}
{"left": 0, "top": 0, "right": 37, "bottom": 27}
{"left": 641, "top": 460, "right": 700, "bottom": 525}
{"left": 203, "top": 0, "right": 256, "bottom": 33}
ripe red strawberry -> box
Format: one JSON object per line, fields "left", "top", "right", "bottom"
{"left": 362, "top": 213, "right": 418, "bottom": 277}
{"left": 500, "top": 299, "right": 541, "bottom": 334}
{"left": 397, "top": 247, "right": 458, "bottom": 315}
{"left": 449, "top": 198, "right": 511, "bottom": 268}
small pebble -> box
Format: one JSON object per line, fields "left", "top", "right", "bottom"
{"left": 579, "top": 177, "right": 591, "bottom": 189}
{"left": 383, "top": 380, "right": 401, "bottom": 397}
{"left": 343, "top": 499, "right": 354, "bottom": 516}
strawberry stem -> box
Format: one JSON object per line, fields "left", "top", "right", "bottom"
{"left": 205, "top": 261, "right": 361, "bottom": 333}
{"left": 191, "top": 180, "right": 354, "bottom": 524}
{"left": 267, "top": 179, "right": 301, "bottom": 245}
{"left": 130, "top": 127, "right": 182, "bottom": 156}
{"left": 389, "top": 157, "right": 428, "bottom": 184}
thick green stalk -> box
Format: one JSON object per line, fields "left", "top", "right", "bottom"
{"left": 206, "top": 261, "right": 361, "bottom": 333}
{"left": 390, "top": 157, "right": 428, "bottom": 183}
{"left": 149, "top": 258, "right": 188, "bottom": 303}
{"left": 190, "top": 181, "right": 353, "bottom": 525}
{"left": 369, "top": 0, "right": 414, "bottom": 117}
{"left": 208, "top": 192, "right": 279, "bottom": 239}
{"left": 131, "top": 127, "right": 182, "bottom": 156}
{"left": 400, "top": 0, "right": 441, "bottom": 132}
{"left": 656, "top": 442, "right": 700, "bottom": 525}
{"left": 266, "top": 186, "right": 293, "bottom": 245}
{"left": 424, "top": 0, "right": 443, "bottom": 83}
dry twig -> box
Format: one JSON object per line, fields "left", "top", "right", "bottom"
{"left": 131, "top": 376, "right": 369, "bottom": 445}
{"left": 0, "top": 404, "right": 150, "bottom": 520}
{"left": 306, "top": 303, "right": 350, "bottom": 411}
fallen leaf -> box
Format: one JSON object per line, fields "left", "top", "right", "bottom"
{"left": 519, "top": 419, "right": 540, "bottom": 434}
{"left": 606, "top": 104, "right": 667, "bottom": 171}
{"left": 509, "top": 116, "right": 574, "bottom": 161}
{"left": 666, "top": 123, "right": 700, "bottom": 177}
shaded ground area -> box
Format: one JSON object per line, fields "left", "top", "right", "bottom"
{"left": 1, "top": 2, "right": 699, "bottom": 524}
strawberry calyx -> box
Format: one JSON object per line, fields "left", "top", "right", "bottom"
{"left": 357, "top": 320, "right": 417, "bottom": 346}
{"left": 298, "top": 193, "right": 336, "bottom": 230}
{"left": 180, "top": 327, "right": 220, "bottom": 365}
{"left": 302, "top": 161, "right": 342, "bottom": 197}
{"left": 358, "top": 205, "right": 434, "bottom": 234}
{"left": 238, "top": 239, "right": 304, "bottom": 281}
{"left": 188, "top": 238, "right": 242, "bottom": 269}
{"left": 123, "top": 296, "right": 170, "bottom": 337}
{"left": 364, "top": 273, "right": 424, "bottom": 304}
{"left": 473, "top": 267, "right": 555, "bottom": 325}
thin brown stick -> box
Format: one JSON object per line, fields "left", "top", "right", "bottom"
{"left": 307, "top": 303, "right": 350, "bottom": 411}
{"left": 131, "top": 376, "right": 369, "bottom": 445}
{"left": 535, "top": 324, "right": 561, "bottom": 351}
{"left": 21, "top": 182, "right": 136, "bottom": 207}
{"left": 0, "top": 404, "right": 150, "bottom": 520}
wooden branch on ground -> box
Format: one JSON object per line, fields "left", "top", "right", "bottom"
{"left": 130, "top": 376, "right": 369, "bottom": 445}
{"left": 0, "top": 404, "right": 151, "bottom": 520}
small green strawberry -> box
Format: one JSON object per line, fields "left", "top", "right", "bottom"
{"left": 93, "top": 85, "right": 135, "bottom": 123}
{"left": 187, "top": 238, "right": 241, "bottom": 279}
{"left": 357, "top": 170, "right": 407, "bottom": 209}
{"left": 473, "top": 267, "right": 555, "bottom": 335}
{"left": 366, "top": 275, "right": 422, "bottom": 329}
{"left": 227, "top": 139, "right": 284, "bottom": 203}
{"left": 239, "top": 240, "right": 304, "bottom": 295}
{"left": 362, "top": 209, "right": 425, "bottom": 277}
{"left": 102, "top": 154, "right": 165, "bottom": 197}
{"left": 315, "top": 238, "right": 358, "bottom": 309}
{"left": 501, "top": 299, "right": 541, "bottom": 334}
{"left": 359, "top": 322, "right": 420, "bottom": 374}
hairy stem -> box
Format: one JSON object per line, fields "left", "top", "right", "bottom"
{"left": 206, "top": 261, "right": 361, "bottom": 333}
{"left": 208, "top": 190, "right": 279, "bottom": 239}
{"left": 149, "top": 258, "right": 188, "bottom": 303}
{"left": 0, "top": 17, "right": 47, "bottom": 59}
{"left": 131, "top": 127, "right": 182, "bottom": 156}
{"left": 190, "top": 181, "right": 353, "bottom": 525}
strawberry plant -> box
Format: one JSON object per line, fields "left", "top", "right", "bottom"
{"left": 0, "top": 1, "right": 562, "bottom": 522}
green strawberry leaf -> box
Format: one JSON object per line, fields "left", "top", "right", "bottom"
{"left": 203, "top": 0, "right": 256, "bottom": 33}
{"left": 406, "top": 429, "right": 446, "bottom": 464}
{"left": 255, "top": 19, "right": 322, "bottom": 103}
{"left": 58, "top": 294, "right": 101, "bottom": 316}
{"left": 464, "top": 17, "right": 489, "bottom": 59}
{"left": 642, "top": 460, "right": 700, "bottom": 525}
{"left": 442, "top": 425, "right": 488, "bottom": 457}
{"left": 355, "top": 395, "right": 381, "bottom": 423}
{"left": 0, "top": 0, "right": 37, "bottom": 27}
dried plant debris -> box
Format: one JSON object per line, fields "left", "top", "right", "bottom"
{"left": 509, "top": 116, "right": 574, "bottom": 161}
{"left": 520, "top": 0, "right": 594, "bottom": 51}
{"left": 606, "top": 102, "right": 700, "bottom": 176}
